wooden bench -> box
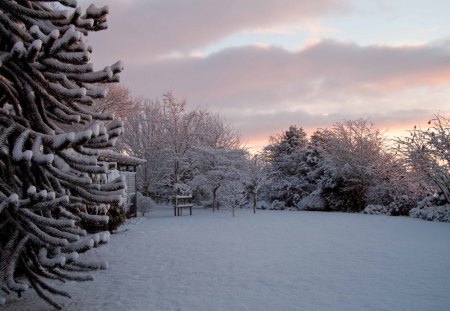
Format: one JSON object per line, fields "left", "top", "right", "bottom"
{"left": 173, "top": 195, "right": 193, "bottom": 216}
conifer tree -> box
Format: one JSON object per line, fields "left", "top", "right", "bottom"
{"left": 0, "top": 1, "right": 128, "bottom": 308}
{"left": 263, "top": 126, "right": 310, "bottom": 208}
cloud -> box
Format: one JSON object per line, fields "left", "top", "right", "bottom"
{"left": 118, "top": 39, "right": 450, "bottom": 147}
{"left": 124, "top": 39, "right": 450, "bottom": 105}
{"left": 78, "top": 1, "right": 450, "bottom": 149}
{"left": 86, "top": 0, "right": 348, "bottom": 65}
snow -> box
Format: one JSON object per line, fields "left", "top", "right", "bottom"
{"left": 4, "top": 207, "right": 450, "bottom": 311}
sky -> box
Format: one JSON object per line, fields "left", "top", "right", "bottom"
{"left": 83, "top": 0, "right": 450, "bottom": 150}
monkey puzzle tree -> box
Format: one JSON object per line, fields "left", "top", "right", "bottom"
{"left": 0, "top": 1, "right": 128, "bottom": 308}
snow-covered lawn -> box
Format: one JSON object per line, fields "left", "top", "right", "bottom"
{"left": 5, "top": 206, "right": 450, "bottom": 311}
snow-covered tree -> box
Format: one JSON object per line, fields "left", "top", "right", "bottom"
{"left": 120, "top": 99, "right": 168, "bottom": 197}
{"left": 161, "top": 92, "right": 206, "bottom": 191}
{"left": 190, "top": 146, "right": 245, "bottom": 211}
{"left": 218, "top": 180, "right": 247, "bottom": 217}
{"left": 0, "top": 2, "right": 128, "bottom": 308}
{"left": 242, "top": 154, "right": 271, "bottom": 213}
{"left": 262, "top": 126, "right": 312, "bottom": 208}
{"left": 198, "top": 113, "right": 241, "bottom": 149}
{"left": 263, "top": 125, "right": 308, "bottom": 162}
{"left": 317, "top": 119, "right": 389, "bottom": 212}
{"left": 396, "top": 115, "right": 450, "bottom": 203}
{"left": 118, "top": 92, "right": 243, "bottom": 203}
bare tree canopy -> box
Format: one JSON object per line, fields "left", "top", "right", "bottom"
{"left": 93, "top": 83, "right": 140, "bottom": 120}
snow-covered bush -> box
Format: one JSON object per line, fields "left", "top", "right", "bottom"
{"left": 0, "top": 1, "right": 130, "bottom": 308}
{"left": 388, "top": 195, "right": 416, "bottom": 216}
{"left": 255, "top": 200, "right": 270, "bottom": 210}
{"left": 297, "top": 189, "right": 326, "bottom": 211}
{"left": 243, "top": 200, "right": 269, "bottom": 210}
{"left": 270, "top": 200, "right": 287, "bottom": 210}
{"left": 408, "top": 193, "right": 450, "bottom": 222}
{"left": 418, "top": 192, "right": 448, "bottom": 208}
{"left": 410, "top": 205, "right": 450, "bottom": 222}
{"left": 136, "top": 192, "right": 156, "bottom": 216}
{"left": 363, "top": 205, "right": 391, "bottom": 215}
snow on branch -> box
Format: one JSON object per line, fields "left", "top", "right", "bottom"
{"left": 0, "top": 1, "right": 136, "bottom": 309}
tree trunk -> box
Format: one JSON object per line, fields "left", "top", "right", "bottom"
{"left": 252, "top": 192, "right": 257, "bottom": 214}
{"left": 142, "top": 165, "right": 149, "bottom": 197}
{"left": 174, "top": 160, "right": 180, "bottom": 185}
{"left": 212, "top": 187, "right": 218, "bottom": 212}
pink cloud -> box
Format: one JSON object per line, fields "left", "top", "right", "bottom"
{"left": 81, "top": 1, "right": 450, "bottom": 149}
{"left": 117, "top": 39, "right": 450, "bottom": 147}
{"left": 123, "top": 40, "right": 450, "bottom": 105}
{"left": 87, "top": 0, "right": 349, "bottom": 65}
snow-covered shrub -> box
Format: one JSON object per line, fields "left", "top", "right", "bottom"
{"left": 410, "top": 205, "right": 450, "bottom": 222}
{"left": 256, "top": 200, "right": 270, "bottom": 210}
{"left": 363, "top": 205, "right": 391, "bottom": 215}
{"left": 363, "top": 196, "right": 416, "bottom": 217}
{"left": 136, "top": 192, "right": 156, "bottom": 216}
{"left": 388, "top": 195, "right": 416, "bottom": 216}
{"left": 0, "top": 1, "right": 131, "bottom": 308}
{"left": 364, "top": 197, "right": 415, "bottom": 217}
{"left": 408, "top": 192, "right": 450, "bottom": 222}
{"left": 243, "top": 200, "right": 269, "bottom": 210}
{"left": 270, "top": 200, "right": 286, "bottom": 210}
{"left": 297, "top": 189, "right": 326, "bottom": 211}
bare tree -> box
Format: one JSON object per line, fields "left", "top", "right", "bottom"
{"left": 121, "top": 100, "right": 168, "bottom": 196}
{"left": 93, "top": 83, "right": 140, "bottom": 120}
{"left": 199, "top": 114, "right": 241, "bottom": 149}
{"left": 119, "top": 92, "right": 243, "bottom": 203}
{"left": 162, "top": 92, "right": 206, "bottom": 190}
